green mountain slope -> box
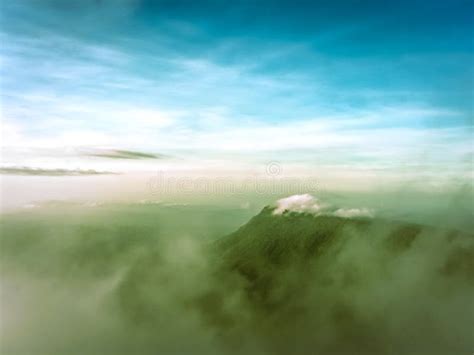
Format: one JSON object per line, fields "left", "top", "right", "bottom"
{"left": 205, "top": 206, "right": 474, "bottom": 354}
{"left": 217, "top": 206, "right": 471, "bottom": 274}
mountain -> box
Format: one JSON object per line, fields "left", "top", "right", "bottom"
{"left": 205, "top": 205, "right": 474, "bottom": 354}
{"left": 217, "top": 205, "right": 470, "bottom": 277}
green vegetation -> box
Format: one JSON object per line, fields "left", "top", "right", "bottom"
{"left": 0, "top": 202, "right": 473, "bottom": 355}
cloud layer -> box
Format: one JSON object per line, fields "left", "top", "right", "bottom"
{"left": 1, "top": 1, "right": 472, "bottom": 180}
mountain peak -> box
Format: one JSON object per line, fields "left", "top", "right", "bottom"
{"left": 272, "top": 194, "right": 374, "bottom": 219}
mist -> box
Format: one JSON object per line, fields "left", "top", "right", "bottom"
{"left": 1, "top": 189, "right": 472, "bottom": 355}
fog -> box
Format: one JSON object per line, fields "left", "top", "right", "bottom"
{"left": 1, "top": 187, "right": 472, "bottom": 354}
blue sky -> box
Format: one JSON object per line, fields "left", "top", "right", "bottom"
{"left": 0, "top": 0, "right": 473, "bottom": 176}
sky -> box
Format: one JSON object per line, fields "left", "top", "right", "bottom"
{"left": 0, "top": 0, "right": 473, "bottom": 178}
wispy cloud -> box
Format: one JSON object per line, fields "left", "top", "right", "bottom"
{"left": 0, "top": 0, "right": 472, "bottom": 181}
{"left": 0, "top": 166, "right": 115, "bottom": 176}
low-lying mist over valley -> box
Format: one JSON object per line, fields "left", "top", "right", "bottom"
{"left": 1, "top": 190, "right": 473, "bottom": 355}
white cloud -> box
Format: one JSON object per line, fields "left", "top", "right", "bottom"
{"left": 273, "top": 194, "right": 374, "bottom": 219}
{"left": 273, "top": 194, "right": 324, "bottom": 215}
{"left": 333, "top": 208, "right": 374, "bottom": 218}
{"left": 0, "top": 119, "right": 23, "bottom": 147}
{"left": 2, "top": 101, "right": 472, "bottom": 180}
